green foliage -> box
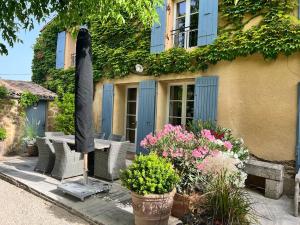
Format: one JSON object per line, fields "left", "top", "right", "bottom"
{"left": 201, "top": 172, "right": 256, "bottom": 225}
{"left": 54, "top": 93, "right": 75, "bottom": 134}
{"left": 0, "top": 86, "right": 8, "bottom": 99}
{"left": 0, "top": 127, "right": 7, "bottom": 141}
{"left": 32, "top": 0, "right": 300, "bottom": 83}
{"left": 19, "top": 91, "right": 39, "bottom": 108}
{"left": 32, "top": 22, "right": 63, "bottom": 84}
{"left": 22, "top": 118, "right": 39, "bottom": 143}
{"left": 45, "top": 68, "right": 75, "bottom": 93}
{"left": 0, "top": 0, "right": 163, "bottom": 55}
{"left": 120, "top": 153, "right": 179, "bottom": 195}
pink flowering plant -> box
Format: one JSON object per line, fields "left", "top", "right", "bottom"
{"left": 141, "top": 123, "right": 248, "bottom": 194}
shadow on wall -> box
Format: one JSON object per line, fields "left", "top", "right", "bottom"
{"left": 0, "top": 99, "right": 25, "bottom": 155}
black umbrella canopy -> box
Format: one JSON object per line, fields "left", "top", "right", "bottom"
{"left": 75, "top": 28, "right": 94, "bottom": 153}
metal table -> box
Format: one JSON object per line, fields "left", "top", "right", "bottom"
{"left": 47, "top": 135, "right": 110, "bottom": 150}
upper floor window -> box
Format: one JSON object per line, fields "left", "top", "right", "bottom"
{"left": 172, "top": 0, "right": 199, "bottom": 49}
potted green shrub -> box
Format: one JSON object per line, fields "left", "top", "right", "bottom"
{"left": 22, "top": 118, "right": 39, "bottom": 156}
{"left": 120, "top": 153, "right": 179, "bottom": 225}
{"left": 0, "top": 127, "right": 7, "bottom": 154}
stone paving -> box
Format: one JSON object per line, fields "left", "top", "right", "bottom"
{"left": 0, "top": 156, "right": 180, "bottom": 225}
{"left": 0, "top": 156, "right": 299, "bottom": 225}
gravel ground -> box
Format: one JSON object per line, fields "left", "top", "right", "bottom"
{"left": 0, "top": 179, "right": 88, "bottom": 225}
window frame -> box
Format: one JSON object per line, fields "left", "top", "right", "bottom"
{"left": 166, "top": 81, "right": 195, "bottom": 126}
{"left": 124, "top": 85, "right": 139, "bottom": 144}
{"left": 172, "top": 0, "right": 199, "bottom": 49}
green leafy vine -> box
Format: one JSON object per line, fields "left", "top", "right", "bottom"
{"left": 32, "top": 0, "right": 300, "bottom": 83}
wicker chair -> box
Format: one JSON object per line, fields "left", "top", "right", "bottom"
{"left": 51, "top": 140, "right": 84, "bottom": 180}
{"left": 45, "top": 132, "right": 65, "bottom": 138}
{"left": 295, "top": 169, "right": 300, "bottom": 216}
{"left": 35, "top": 137, "right": 55, "bottom": 173}
{"left": 94, "top": 140, "right": 129, "bottom": 181}
{"left": 94, "top": 132, "right": 105, "bottom": 139}
{"left": 108, "top": 134, "right": 125, "bottom": 142}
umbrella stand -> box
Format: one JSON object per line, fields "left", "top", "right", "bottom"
{"left": 56, "top": 27, "right": 112, "bottom": 201}
{"left": 83, "top": 153, "right": 88, "bottom": 184}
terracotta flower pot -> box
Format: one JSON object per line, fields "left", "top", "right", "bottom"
{"left": 131, "top": 188, "right": 176, "bottom": 225}
{"left": 27, "top": 144, "right": 38, "bottom": 156}
{"left": 171, "top": 192, "right": 204, "bottom": 218}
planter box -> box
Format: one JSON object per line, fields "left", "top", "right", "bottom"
{"left": 171, "top": 192, "right": 204, "bottom": 218}
{"left": 131, "top": 189, "right": 176, "bottom": 225}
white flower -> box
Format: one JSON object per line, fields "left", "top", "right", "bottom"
{"left": 234, "top": 153, "right": 238, "bottom": 159}
{"left": 214, "top": 139, "right": 224, "bottom": 146}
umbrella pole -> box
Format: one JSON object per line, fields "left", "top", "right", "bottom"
{"left": 83, "top": 153, "right": 88, "bottom": 184}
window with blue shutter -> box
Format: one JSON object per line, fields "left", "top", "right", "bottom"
{"left": 136, "top": 80, "right": 157, "bottom": 154}
{"left": 193, "top": 76, "right": 219, "bottom": 122}
{"left": 296, "top": 83, "right": 300, "bottom": 171}
{"left": 101, "top": 84, "right": 114, "bottom": 139}
{"left": 197, "top": 0, "right": 218, "bottom": 46}
{"left": 150, "top": 1, "right": 167, "bottom": 53}
{"left": 55, "top": 31, "right": 66, "bottom": 69}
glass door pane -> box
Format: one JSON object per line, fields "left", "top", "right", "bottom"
{"left": 169, "top": 85, "right": 183, "bottom": 125}
{"left": 126, "top": 88, "right": 137, "bottom": 143}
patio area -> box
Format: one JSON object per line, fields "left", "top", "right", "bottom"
{"left": 0, "top": 156, "right": 298, "bottom": 225}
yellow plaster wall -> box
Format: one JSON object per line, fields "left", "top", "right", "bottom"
{"left": 112, "top": 84, "right": 126, "bottom": 135}
{"left": 94, "top": 53, "right": 300, "bottom": 161}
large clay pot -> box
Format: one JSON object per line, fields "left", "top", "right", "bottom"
{"left": 27, "top": 144, "right": 38, "bottom": 156}
{"left": 131, "top": 188, "right": 176, "bottom": 225}
{"left": 171, "top": 192, "right": 203, "bottom": 218}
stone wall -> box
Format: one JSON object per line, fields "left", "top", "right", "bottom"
{"left": 46, "top": 101, "right": 59, "bottom": 131}
{"left": 0, "top": 99, "right": 25, "bottom": 155}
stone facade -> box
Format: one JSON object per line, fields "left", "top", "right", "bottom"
{"left": 0, "top": 99, "right": 25, "bottom": 155}
{"left": 46, "top": 101, "right": 59, "bottom": 132}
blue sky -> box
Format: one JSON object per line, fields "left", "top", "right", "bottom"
{"left": 0, "top": 21, "right": 47, "bottom": 81}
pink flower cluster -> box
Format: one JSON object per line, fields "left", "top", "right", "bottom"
{"left": 192, "top": 147, "right": 209, "bottom": 159}
{"left": 201, "top": 129, "right": 216, "bottom": 141}
{"left": 201, "top": 129, "right": 233, "bottom": 151}
{"left": 196, "top": 150, "right": 220, "bottom": 171}
{"left": 140, "top": 124, "right": 194, "bottom": 148}
{"left": 162, "top": 148, "right": 184, "bottom": 159}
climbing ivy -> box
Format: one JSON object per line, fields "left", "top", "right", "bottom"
{"left": 32, "top": 0, "right": 300, "bottom": 83}
{"left": 19, "top": 91, "right": 39, "bottom": 108}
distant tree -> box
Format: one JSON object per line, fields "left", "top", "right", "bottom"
{"left": 0, "top": 0, "right": 163, "bottom": 55}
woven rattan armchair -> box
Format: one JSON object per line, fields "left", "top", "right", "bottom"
{"left": 108, "top": 134, "right": 125, "bottom": 142}
{"left": 35, "top": 137, "right": 55, "bottom": 173}
{"left": 94, "top": 140, "right": 129, "bottom": 181}
{"left": 51, "top": 140, "right": 84, "bottom": 180}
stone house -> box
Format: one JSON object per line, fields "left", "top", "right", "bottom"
{"left": 0, "top": 79, "right": 56, "bottom": 155}
{"left": 49, "top": 0, "right": 300, "bottom": 173}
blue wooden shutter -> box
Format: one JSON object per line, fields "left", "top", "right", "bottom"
{"left": 150, "top": 1, "right": 167, "bottom": 53}
{"left": 101, "top": 84, "right": 114, "bottom": 139}
{"left": 197, "top": 0, "right": 218, "bottom": 46}
{"left": 296, "top": 83, "right": 300, "bottom": 171}
{"left": 193, "top": 76, "right": 219, "bottom": 122}
{"left": 55, "top": 31, "right": 66, "bottom": 69}
{"left": 299, "top": 0, "right": 300, "bottom": 19}
{"left": 136, "top": 80, "right": 157, "bottom": 154}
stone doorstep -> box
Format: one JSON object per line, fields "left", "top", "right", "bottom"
{"left": 245, "top": 159, "right": 284, "bottom": 181}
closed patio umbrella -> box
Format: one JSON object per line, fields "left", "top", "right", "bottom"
{"left": 75, "top": 27, "right": 94, "bottom": 184}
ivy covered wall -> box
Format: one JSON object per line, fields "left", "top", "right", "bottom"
{"left": 32, "top": 0, "right": 300, "bottom": 87}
